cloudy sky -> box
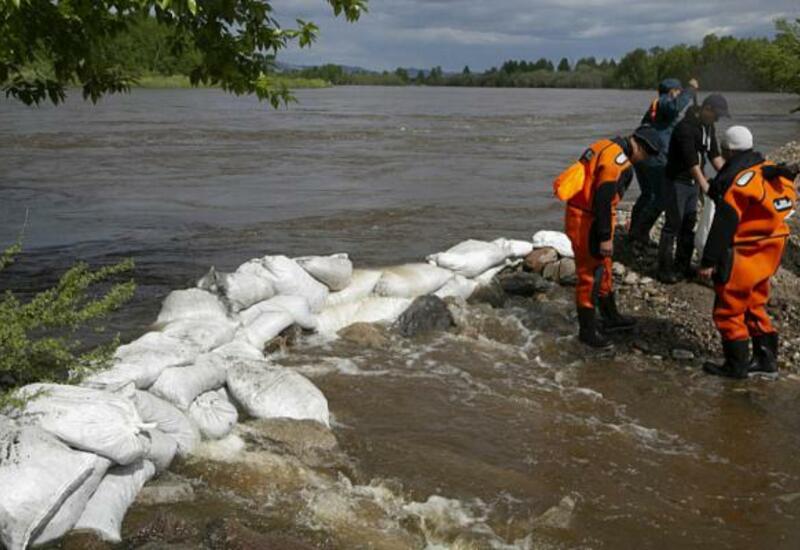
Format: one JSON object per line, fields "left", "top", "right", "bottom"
{"left": 275, "top": 0, "right": 798, "bottom": 71}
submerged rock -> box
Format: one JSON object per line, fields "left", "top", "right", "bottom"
{"left": 533, "top": 495, "right": 576, "bottom": 530}
{"left": 240, "top": 418, "right": 344, "bottom": 469}
{"left": 468, "top": 280, "right": 507, "bottom": 308}
{"left": 499, "top": 272, "right": 551, "bottom": 296}
{"left": 394, "top": 295, "right": 455, "bottom": 337}
{"left": 136, "top": 478, "right": 195, "bottom": 506}
{"left": 338, "top": 322, "right": 390, "bottom": 349}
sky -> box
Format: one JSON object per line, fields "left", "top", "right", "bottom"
{"left": 275, "top": 0, "right": 798, "bottom": 71}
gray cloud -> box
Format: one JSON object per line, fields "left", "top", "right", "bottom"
{"left": 274, "top": 0, "right": 798, "bottom": 70}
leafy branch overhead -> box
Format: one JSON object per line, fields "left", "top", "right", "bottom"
{"left": 0, "top": 0, "right": 368, "bottom": 106}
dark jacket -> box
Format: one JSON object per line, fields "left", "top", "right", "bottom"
{"left": 665, "top": 107, "right": 720, "bottom": 183}
{"left": 640, "top": 88, "right": 695, "bottom": 163}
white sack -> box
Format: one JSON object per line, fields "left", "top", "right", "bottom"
{"left": 695, "top": 196, "right": 716, "bottom": 261}
{"left": 227, "top": 361, "right": 330, "bottom": 427}
{"left": 189, "top": 388, "right": 238, "bottom": 440}
{"left": 532, "top": 230, "right": 574, "bottom": 258}
{"left": 236, "top": 309, "right": 295, "bottom": 350}
{"left": 211, "top": 340, "right": 264, "bottom": 361}
{"left": 33, "top": 455, "right": 112, "bottom": 546}
{"left": 220, "top": 260, "right": 276, "bottom": 312}
{"left": 240, "top": 295, "right": 317, "bottom": 331}
{"left": 161, "top": 318, "right": 238, "bottom": 352}
{"left": 295, "top": 253, "right": 353, "bottom": 291}
{"left": 325, "top": 269, "right": 383, "bottom": 307}
{"left": 316, "top": 297, "right": 412, "bottom": 335}
{"left": 73, "top": 460, "right": 156, "bottom": 543}
{"left": 140, "top": 429, "right": 177, "bottom": 473}
{"left": 130, "top": 390, "right": 200, "bottom": 457}
{"left": 0, "top": 417, "right": 96, "bottom": 550}
{"left": 196, "top": 266, "right": 221, "bottom": 293}
{"left": 156, "top": 288, "right": 229, "bottom": 324}
{"left": 473, "top": 263, "right": 510, "bottom": 286}
{"left": 149, "top": 354, "right": 228, "bottom": 411}
{"left": 13, "top": 384, "right": 149, "bottom": 465}
{"left": 434, "top": 275, "right": 479, "bottom": 301}
{"left": 427, "top": 240, "right": 508, "bottom": 278}
{"left": 374, "top": 263, "right": 453, "bottom": 298}
{"left": 492, "top": 237, "right": 534, "bottom": 258}
{"left": 261, "top": 255, "right": 329, "bottom": 313}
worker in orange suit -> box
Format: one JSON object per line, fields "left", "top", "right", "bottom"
{"left": 565, "top": 126, "right": 661, "bottom": 348}
{"left": 699, "top": 126, "right": 797, "bottom": 378}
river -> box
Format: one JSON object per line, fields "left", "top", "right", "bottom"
{"left": 1, "top": 87, "right": 800, "bottom": 548}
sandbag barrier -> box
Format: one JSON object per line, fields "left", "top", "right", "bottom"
{"left": 0, "top": 231, "right": 574, "bottom": 549}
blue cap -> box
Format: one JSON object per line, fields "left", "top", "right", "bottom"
{"left": 702, "top": 93, "right": 730, "bottom": 118}
{"left": 658, "top": 78, "right": 682, "bottom": 94}
{"left": 633, "top": 126, "right": 663, "bottom": 155}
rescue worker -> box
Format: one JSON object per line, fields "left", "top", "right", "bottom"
{"left": 658, "top": 94, "right": 728, "bottom": 284}
{"left": 565, "top": 126, "right": 661, "bottom": 348}
{"left": 629, "top": 78, "right": 698, "bottom": 246}
{"left": 699, "top": 126, "right": 797, "bottom": 378}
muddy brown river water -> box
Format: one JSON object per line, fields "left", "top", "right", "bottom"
{"left": 2, "top": 87, "right": 800, "bottom": 548}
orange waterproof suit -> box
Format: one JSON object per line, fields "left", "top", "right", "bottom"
{"left": 565, "top": 138, "right": 634, "bottom": 309}
{"left": 701, "top": 154, "right": 796, "bottom": 342}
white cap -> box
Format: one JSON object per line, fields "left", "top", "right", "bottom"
{"left": 722, "top": 126, "right": 753, "bottom": 151}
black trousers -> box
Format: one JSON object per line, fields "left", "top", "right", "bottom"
{"left": 658, "top": 179, "right": 698, "bottom": 272}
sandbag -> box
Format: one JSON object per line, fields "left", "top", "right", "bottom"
{"left": 211, "top": 340, "right": 264, "bottom": 361}
{"left": 427, "top": 240, "right": 508, "bottom": 278}
{"left": 227, "top": 360, "right": 330, "bottom": 427}
{"left": 33, "top": 455, "right": 112, "bottom": 546}
{"left": 261, "top": 255, "right": 329, "bottom": 313}
{"left": 161, "top": 318, "right": 238, "bottom": 352}
{"left": 130, "top": 390, "right": 200, "bottom": 457}
{"left": 140, "top": 429, "right": 178, "bottom": 473}
{"left": 316, "top": 297, "right": 412, "bottom": 334}
{"left": 189, "top": 388, "right": 238, "bottom": 440}
{"left": 13, "top": 384, "right": 150, "bottom": 465}
{"left": 695, "top": 195, "right": 716, "bottom": 260}
{"left": 434, "top": 274, "right": 479, "bottom": 301}
{"left": 0, "top": 417, "right": 97, "bottom": 550}
{"left": 295, "top": 253, "right": 353, "bottom": 291}
{"left": 532, "top": 230, "right": 574, "bottom": 258}
{"left": 196, "top": 265, "right": 221, "bottom": 293}
{"left": 156, "top": 288, "right": 230, "bottom": 324}
{"left": 84, "top": 332, "right": 200, "bottom": 390}
{"left": 493, "top": 237, "right": 534, "bottom": 258}
{"left": 219, "top": 259, "right": 276, "bottom": 312}
{"left": 236, "top": 309, "right": 295, "bottom": 349}
{"left": 73, "top": 460, "right": 156, "bottom": 543}
{"left": 374, "top": 263, "right": 453, "bottom": 298}
{"left": 240, "top": 295, "right": 317, "bottom": 331}
{"left": 325, "top": 269, "right": 383, "bottom": 307}
{"left": 149, "top": 353, "right": 228, "bottom": 411}
{"left": 473, "top": 262, "right": 511, "bottom": 286}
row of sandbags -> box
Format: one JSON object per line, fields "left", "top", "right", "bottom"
{"left": 0, "top": 231, "right": 572, "bottom": 550}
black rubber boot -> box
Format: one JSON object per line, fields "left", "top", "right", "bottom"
{"left": 577, "top": 307, "right": 613, "bottom": 350}
{"left": 657, "top": 239, "right": 681, "bottom": 284}
{"left": 598, "top": 293, "right": 637, "bottom": 332}
{"left": 750, "top": 332, "right": 779, "bottom": 375}
{"left": 703, "top": 340, "right": 751, "bottom": 379}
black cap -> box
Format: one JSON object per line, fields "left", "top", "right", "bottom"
{"left": 702, "top": 94, "right": 730, "bottom": 118}
{"left": 632, "top": 126, "right": 662, "bottom": 155}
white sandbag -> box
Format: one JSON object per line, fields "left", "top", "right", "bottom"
{"left": 13, "top": 384, "right": 150, "bottom": 465}
{"left": 295, "top": 253, "right": 353, "bottom": 291}
{"left": 130, "top": 390, "right": 200, "bottom": 457}
{"left": 695, "top": 196, "right": 716, "bottom": 260}
{"left": 0, "top": 417, "right": 97, "bottom": 550}
{"left": 325, "top": 269, "right": 383, "bottom": 307}
{"left": 73, "top": 460, "right": 156, "bottom": 543}
{"left": 315, "top": 297, "right": 412, "bottom": 334}
{"left": 196, "top": 266, "right": 221, "bottom": 292}
{"left": 84, "top": 332, "right": 200, "bottom": 391}
{"left": 156, "top": 288, "right": 229, "bottom": 325}
{"left": 220, "top": 259, "right": 276, "bottom": 312}
{"left": 161, "top": 318, "right": 238, "bottom": 352}
{"left": 532, "top": 230, "right": 574, "bottom": 258}
{"left": 240, "top": 295, "right": 317, "bottom": 331}
{"left": 261, "top": 255, "right": 329, "bottom": 313}
{"left": 315, "top": 301, "right": 363, "bottom": 335}
{"left": 434, "top": 274, "right": 479, "bottom": 301}
{"left": 427, "top": 240, "right": 508, "bottom": 278}
{"left": 140, "top": 429, "right": 177, "bottom": 473}
{"left": 473, "top": 262, "right": 510, "bottom": 286}
{"left": 374, "top": 263, "right": 453, "bottom": 298}
{"left": 33, "top": 455, "right": 112, "bottom": 546}
{"left": 236, "top": 309, "right": 295, "bottom": 349}
{"left": 493, "top": 237, "right": 534, "bottom": 258}
{"left": 149, "top": 354, "right": 228, "bottom": 411}
{"left": 211, "top": 340, "right": 264, "bottom": 361}
{"left": 227, "top": 361, "right": 330, "bottom": 427}
{"left": 189, "top": 388, "right": 238, "bottom": 440}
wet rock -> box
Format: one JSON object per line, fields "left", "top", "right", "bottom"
{"left": 338, "top": 322, "right": 389, "bottom": 349}
{"left": 126, "top": 508, "right": 203, "bottom": 546}
{"left": 264, "top": 324, "right": 303, "bottom": 355}
{"left": 542, "top": 261, "right": 560, "bottom": 282}
{"left": 671, "top": 349, "right": 695, "bottom": 361}
{"left": 136, "top": 479, "right": 195, "bottom": 506}
{"left": 206, "top": 518, "right": 315, "bottom": 550}
{"left": 498, "top": 272, "right": 550, "bottom": 296}
{"left": 557, "top": 258, "right": 577, "bottom": 286}
{"left": 394, "top": 295, "right": 455, "bottom": 337}
{"left": 468, "top": 280, "right": 507, "bottom": 308}
{"left": 524, "top": 247, "right": 558, "bottom": 273}
{"left": 61, "top": 532, "right": 112, "bottom": 550}
{"left": 533, "top": 495, "right": 576, "bottom": 530}
{"left": 240, "top": 418, "right": 343, "bottom": 468}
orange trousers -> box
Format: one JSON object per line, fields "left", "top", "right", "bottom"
{"left": 713, "top": 239, "right": 784, "bottom": 342}
{"left": 565, "top": 205, "right": 613, "bottom": 309}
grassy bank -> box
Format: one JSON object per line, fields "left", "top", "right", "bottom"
{"left": 135, "top": 74, "right": 331, "bottom": 90}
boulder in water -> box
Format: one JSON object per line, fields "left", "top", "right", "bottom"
{"left": 394, "top": 295, "right": 455, "bottom": 337}
{"left": 498, "top": 272, "right": 551, "bottom": 296}
{"left": 337, "top": 322, "right": 389, "bottom": 349}
{"left": 467, "top": 280, "right": 507, "bottom": 309}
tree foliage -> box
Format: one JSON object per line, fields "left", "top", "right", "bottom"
{"left": 0, "top": 0, "right": 367, "bottom": 106}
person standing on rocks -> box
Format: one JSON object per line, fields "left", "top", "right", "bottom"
{"left": 629, "top": 78, "right": 698, "bottom": 247}
{"left": 657, "top": 94, "right": 728, "bottom": 284}
{"left": 698, "top": 126, "right": 798, "bottom": 378}
{"left": 557, "top": 126, "right": 661, "bottom": 348}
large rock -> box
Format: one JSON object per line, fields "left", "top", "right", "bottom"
{"left": 467, "top": 280, "right": 507, "bottom": 308}
{"left": 524, "top": 247, "right": 558, "bottom": 273}
{"left": 337, "top": 322, "right": 389, "bottom": 349}
{"left": 394, "top": 295, "right": 455, "bottom": 337}
{"left": 557, "top": 258, "right": 577, "bottom": 285}
{"left": 136, "top": 478, "right": 196, "bottom": 506}
{"left": 498, "top": 272, "right": 550, "bottom": 296}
